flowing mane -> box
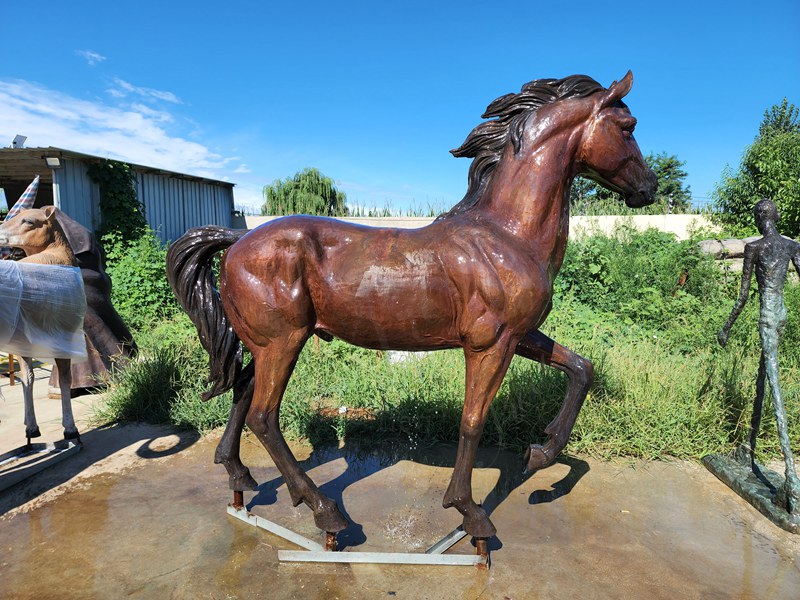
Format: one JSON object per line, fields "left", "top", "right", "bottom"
{"left": 437, "top": 75, "right": 606, "bottom": 220}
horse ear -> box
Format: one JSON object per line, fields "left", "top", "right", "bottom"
{"left": 598, "top": 71, "right": 634, "bottom": 110}
{"left": 43, "top": 206, "right": 56, "bottom": 222}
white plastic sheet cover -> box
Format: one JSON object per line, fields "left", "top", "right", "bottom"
{"left": 0, "top": 261, "right": 87, "bottom": 361}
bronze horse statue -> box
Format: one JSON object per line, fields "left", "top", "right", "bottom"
{"left": 167, "top": 72, "right": 657, "bottom": 544}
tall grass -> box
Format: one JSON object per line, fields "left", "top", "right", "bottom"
{"left": 94, "top": 227, "right": 800, "bottom": 462}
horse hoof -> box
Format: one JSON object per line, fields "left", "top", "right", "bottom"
{"left": 313, "top": 499, "right": 349, "bottom": 533}
{"left": 229, "top": 471, "right": 258, "bottom": 491}
{"left": 463, "top": 511, "right": 497, "bottom": 539}
{"left": 25, "top": 427, "right": 42, "bottom": 439}
{"left": 524, "top": 444, "right": 555, "bottom": 473}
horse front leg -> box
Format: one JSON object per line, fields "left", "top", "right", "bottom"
{"left": 516, "top": 330, "right": 594, "bottom": 472}
{"left": 246, "top": 335, "right": 348, "bottom": 534}
{"left": 19, "top": 356, "right": 40, "bottom": 440}
{"left": 214, "top": 360, "right": 258, "bottom": 491}
{"left": 54, "top": 358, "right": 79, "bottom": 441}
{"left": 443, "top": 343, "right": 514, "bottom": 538}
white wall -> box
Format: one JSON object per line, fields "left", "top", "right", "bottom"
{"left": 244, "top": 214, "right": 716, "bottom": 241}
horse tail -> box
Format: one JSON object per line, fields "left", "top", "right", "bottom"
{"left": 166, "top": 226, "right": 247, "bottom": 400}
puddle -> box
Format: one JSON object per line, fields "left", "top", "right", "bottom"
{"left": 0, "top": 434, "right": 798, "bottom": 599}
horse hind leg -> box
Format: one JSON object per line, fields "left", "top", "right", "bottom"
{"left": 54, "top": 358, "right": 79, "bottom": 441}
{"left": 215, "top": 360, "right": 258, "bottom": 491}
{"left": 246, "top": 334, "right": 348, "bottom": 533}
{"left": 20, "top": 356, "right": 41, "bottom": 440}
{"left": 516, "top": 331, "right": 594, "bottom": 473}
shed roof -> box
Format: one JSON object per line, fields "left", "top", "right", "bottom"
{"left": 0, "top": 147, "right": 236, "bottom": 188}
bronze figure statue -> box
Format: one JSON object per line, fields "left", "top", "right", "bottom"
{"left": 718, "top": 199, "right": 800, "bottom": 515}
{"left": 167, "top": 72, "right": 657, "bottom": 545}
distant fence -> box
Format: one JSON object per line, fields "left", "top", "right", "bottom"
{"left": 239, "top": 214, "right": 716, "bottom": 241}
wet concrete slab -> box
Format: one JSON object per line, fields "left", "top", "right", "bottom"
{"left": 1, "top": 431, "right": 799, "bottom": 599}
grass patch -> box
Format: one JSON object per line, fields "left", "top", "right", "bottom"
{"left": 94, "top": 227, "right": 800, "bottom": 462}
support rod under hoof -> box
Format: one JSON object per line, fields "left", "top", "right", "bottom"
{"left": 325, "top": 532, "right": 338, "bottom": 552}
{"left": 232, "top": 490, "right": 244, "bottom": 509}
{"left": 475, "top": 538, "right": 488, "bottom": 559}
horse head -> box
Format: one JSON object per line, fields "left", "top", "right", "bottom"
{"left": 0, "top": 206, "right": 76, "bottom": 265}
{"left": 574, "top": 71, "right": 657, "bottom": 208}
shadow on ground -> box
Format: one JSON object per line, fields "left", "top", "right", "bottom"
{"left": 0, "top": 423, "right": 200, "bottom": 515}
{"left": 246, "top": 432, "right": 590, "bottom": 551}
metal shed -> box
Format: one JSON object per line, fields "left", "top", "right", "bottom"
{"left": 0, "top": 147, "right": 236, "bottom": 243}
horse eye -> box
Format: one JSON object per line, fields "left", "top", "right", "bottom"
{"left": 619, "top": 117, "right": 637, "bottom": 137}
{"left": 21, "top": 218, "right": 34, "bottom": 226}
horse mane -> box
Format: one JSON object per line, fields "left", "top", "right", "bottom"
{"left": 437, "top": 75, "right": 606, "bottom": 221}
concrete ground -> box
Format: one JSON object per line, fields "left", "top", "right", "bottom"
{"left": 0, "top": 366, "right": 799, "bottom": 599}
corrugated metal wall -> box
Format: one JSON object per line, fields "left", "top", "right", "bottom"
{"left": 53, "top": 158, "right": 101, "bottom": 230}
{"left": 136, "top": 172, "right": 233, "bottom": 243}
{"left": 53, "top": 159, "right": 234, "bottom": 243}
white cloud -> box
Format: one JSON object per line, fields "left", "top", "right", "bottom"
{"left": 130, "top": 103, "right": 173, "bottom": 123}
{"left": 0, "top": 79, "right": 229, "bottom": 177}
{"left": 234, "top": 164, "right": 251, "bottom": 173}
{"left": 76, "top": 50, "right": 106, "bottom": 66}
{"left": 108, "top": 78, "right": 182, "bottom": 104}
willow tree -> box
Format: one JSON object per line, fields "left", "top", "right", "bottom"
{"left": 261, "top": 168, "right": 349, "bottom": 216}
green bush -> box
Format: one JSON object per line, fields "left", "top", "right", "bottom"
{"left": 102, "top": 229, "right": 180, "bottom": 331}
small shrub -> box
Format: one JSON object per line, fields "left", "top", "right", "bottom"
{"left": 93, "top": 315, "right": 231, "bottom": 432}
{"left": 102, "top": 229, "right": 179, "bottom": 331}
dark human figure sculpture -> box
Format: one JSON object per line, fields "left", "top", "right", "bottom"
{"left": 50, "top": 210, "right": 137, "bottom": 394}
{"left": 718, "top": 199, "right": 800, "bottom": 514}
{"left": 167, "top": 72, "right": 657, "bottom": 545}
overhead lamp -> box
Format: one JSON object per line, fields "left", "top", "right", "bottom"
{"left": 45, "top": 157, "right": 62, "bottom": 169}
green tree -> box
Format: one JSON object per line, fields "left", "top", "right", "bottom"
{"left": 570, "top": 152, "right": 692, "bottom": 215}
{"left": 261, "top": 168, "right": 348, "bottom": 216}
{"left": 713, "top": 99, "right": 800, "bottom": 237}
{"left": 759, "top": 98, "right": 800, "bottom": 138}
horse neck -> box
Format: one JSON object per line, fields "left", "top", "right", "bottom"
{"left": 474, "top": 132, "right": 578, "bottom": 268}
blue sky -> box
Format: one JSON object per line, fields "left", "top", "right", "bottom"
{"left": 2, "top": 1, "right": 798, "bottom": 213}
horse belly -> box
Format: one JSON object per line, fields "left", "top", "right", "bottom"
{"left": 312, "top": 254, "right": 459, "bottom": 350}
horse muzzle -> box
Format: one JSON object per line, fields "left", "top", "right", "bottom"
{"left": 624, "top": 170, "right": 657, "bottom": 208}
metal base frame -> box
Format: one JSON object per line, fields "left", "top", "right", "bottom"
{"left": 226, "top": 505, "right": 487, "bottom": 566}
{"left": 0, "top": 440, "right": 82, "bottom": 493}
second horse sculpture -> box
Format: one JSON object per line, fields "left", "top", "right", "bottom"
{"left": 167, "top": 72, "right": 657, "bottom": 543}
{"left": 0, "top": 206, "right": 87, "bottom": 443}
